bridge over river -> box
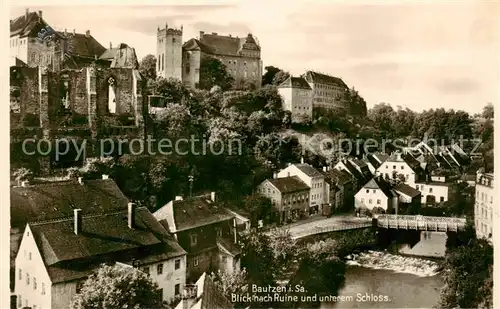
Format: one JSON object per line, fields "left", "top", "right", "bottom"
{"left": 375, "top": 214, "right": 467, "bottom": 232}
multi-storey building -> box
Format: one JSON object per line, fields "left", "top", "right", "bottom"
{"left": 15, "top": 204, "right": 187, "bottom": 309}
{"left": 375, "top": 152, "right": 423, "bottom": 186}
{"left": 475, "top": 172, "right": 494, "bottom": 240}
{"left": 257, "top": 176, "right": 310, "bottom": 223}
{"left": 302, "top": 71, "right": 348, "bottom": 113}
{"left": 277, "top": 76, "right": 313, "bottom": 123}
{"left": 156, "top": 23, "right": 183, "bottom": 80}
{"left": 321, "top": 166, "right": 355, "bottom": 212}
{"left": 277, "top": 162, "right": 328, "bottom": 214}
{"left": 354, "top": 176, "right": 398, "bottom": 213}
{"left": 155, "top": 25, "right": 263, "bottom": 90}
{"left": 153, "top": 193, "right": 241, "bottom": 282}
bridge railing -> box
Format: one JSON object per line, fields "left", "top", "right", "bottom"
{"left": 377, "top": 214, "right": 466, "bottom": 224}
{"left": 376, "top": 214, "right": 466, "bottom": 230}
{"left": 291, "top": 222, "right": 372, "bottom": 239}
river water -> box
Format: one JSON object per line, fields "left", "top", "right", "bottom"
{"left": 321, "top": 231, "right": 446, "bottom": 309}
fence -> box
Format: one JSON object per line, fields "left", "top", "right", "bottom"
{"left": 376, "top": 214, "right": 466, "bottom": 232}
{"left": 291, "top": 222, "right": 373, "bottom": 240}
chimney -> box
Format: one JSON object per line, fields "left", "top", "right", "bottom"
{"left": 128, "top": 202, "right": 136, "bottom": 229}
{"left": 85, "top": 30, "right": 90, "bottom": 37}
{"left": 210, "top": 192, "right": 216, "bottom": 202}
{"left": 78, "top": 177, "right": 84, "bottom": 185}
{"left": 287, "top": 163, "right": 291, "bottom": 167}
{"left": 199, "top": 31, "right": 204, "bottom": 39}
{"left": 233, "top": 218, "right": 237, "bottom": 244}
{"left": 64, "top": 28, "right": 67, "bottom": 35}
{"left": 110, "top": 42, "right": 112, "bottom": 49}
{"left": 212, "top": 32, "right": 217, "bottom": 35}
{"left": 25, "top": 9, "right": 29, "bottom": 19}
{"left": 38, "top": 10, "right": 42, "bottom": 21}
{"left": 73, "top": 29, "right": 76, "bottom": 35}
{"left": 323, "top": 166, "right": 327, "bottom": 172}
{"left": 300, "top": 157, "right": 304, "bottom": 164}
{"left": 175, "top": 196, "right": 183, "bottom": 201}
{"left": 102, "top": 174, "right": 109, "bottom": 180}
{"left": 74, "top": 209, "right": 82, "bottom": 235}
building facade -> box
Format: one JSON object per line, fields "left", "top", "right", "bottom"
{"left": 156, "top": 24, "right": 183, "bottom": 80}
{"left": 475, "top": 172, "right": 494, "bottom": 240}
{"left": 15, "top": 205, "right": 187, "bottom": 309}
{"left": 156, "top": 26, "right": 263, "bottom": 90}
{"left": 277, "top": 76, "right": 313, "bottom": 123}
{"left": 153, "top": 193, "right": 241, "bottom": 282}
{"left": 302, "top": 71, "right": 348, "bottom": 112}
{"left": 354, "top": 177, "right": 398, "bottom": 213}
{"left": 414, "top": 182, "right": 449, "bottom": 204}
{"left": 277, "top": 163, "right": 328, "bottom": 214}
{"left": 375, "top": 152, "right": 422, "bottom": 186}
{"left": 257, "top": 176, "right": 310, "bottom": 223}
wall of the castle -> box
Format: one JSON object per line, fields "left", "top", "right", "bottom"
{"left": 181, "top": 50, "right": 202, "bottom": 89}
{"left": 210, "top": 53, "right": 261, "bottom": 90}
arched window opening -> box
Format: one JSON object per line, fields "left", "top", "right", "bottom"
{"left": 108, "top": 77, "right": 117, "bottom": 114}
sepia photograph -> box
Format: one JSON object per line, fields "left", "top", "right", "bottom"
{"left": 5, "top": 1, "right": 498, "bottom": 309}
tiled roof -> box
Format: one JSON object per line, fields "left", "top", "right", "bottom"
{"left": 56, "top": 31, "right": 106, "bottom": 59}
{"left": 199, "top": 33, "right": 260, "bottom": 57}
{"left": 394, "top": 183, "right": 421, "bottom": 198}
{"left": 294, "top": 163, "right": 324, "bottom": 178}
{"left": 217, "top": 238, "right": 241, "bottom": 257}
{"left": 303, "top": 71, "right": 348, "bottom": 88}
{"left": 321, "top": 168, "right": 353, "bottom": 185}
{"left": 277, "top": 76, "right": 311, "bottom": 90}
{"left": 366, "top": 154, "right": 381, "bottom": 169}
{"left": 154, "top": 195, "right": 234, "bottom": 232}
{"left": 363, "top": 177, "right": 396, "bottom": 198}
{"left": 100, "top": 43, "right": 140, "bottom": 69}
{"left": 268, "top": 176, "right": 309, "bottom": 193}
{"left": 183, "top": 38, "right": 216, "bottom": 54}
{"left": 10, "top": 11, "right": 44, "bottom": 37}
{"left": 11, "top": 179, "right": 129, "bottom": 228}
{"left": 372, "top": 153, "right": 389, "bottom": 164}
{"left": 29, "top": 207, "right": 186, "bottom": 283}
{"left": 338, "top": 160, "right": 366, "bottom": 182}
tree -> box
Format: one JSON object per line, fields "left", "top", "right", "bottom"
{"left": 199, "top": 56, "right": 234, "bottom": 91}
{"left": 261, "top": 66, "right": 282, "bottom": 86}
{"left": 70, "top": 264, "right": 165, "bottom": 309}
{"left": 268, "top": 228, "right": 299, "bottom": 278}
{"left": 139, "top": 54, "right": 157, "bottom": 81}
{"left": 482, "top": 102, "right": 494, "bottom": 119}
{"left": 240, "top": 231, "right": 276, "bottom": 286}
{"left": 210, "top": 269, "right": 248, "bottom": 308}
{"left": 240, "top": 194, "right": 272, "bottom": 226}
{"left": 438, "top": 239, "right": 493, "bottom": 309}
{"left": 272, "top": 70, "right": 290, "bottom": 86}
{"left": 153, "top": 77, "right": 189, "bottom": 104}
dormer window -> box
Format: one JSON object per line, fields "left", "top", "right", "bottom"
{"left": 190, "top": 234, "right": 198, "bottom": 246}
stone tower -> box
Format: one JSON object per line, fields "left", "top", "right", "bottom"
{"left": 156, "top": 23, "right": 183, "bottom": 80}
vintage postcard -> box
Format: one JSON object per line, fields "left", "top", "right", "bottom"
{"left": 5, "top": 1, "right": 498, "bottom": 309}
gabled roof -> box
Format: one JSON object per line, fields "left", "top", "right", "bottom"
{"left": 108, "top": 43, "right": 139, "bottom": 69}
{"left": 268, "top": 176, "right": 309, "bottom": 193}
{"left": 362, "top": 177, "right": 396, "bottom": 198}
{"left": 56, "top": 31, "right": 106, "bottom": 59}
{"left": 277, "top": 76, "right": 311, "bottom": 90}
{"left": 10, "top": 10, "right": 45, "bottom": 37}
{"left": 184, "top": 273, "right": 234, "bottom": 309}
{"left": 29, "top": 207, "right": 186, "bottom": 283}
{"left": 293, "top": 163, "right": 324, "bottom": 178}
{"left": 394, "top": 183, "right": 421, "bottom": 198}
{"left": 321, "top": 168, "right": 353, "bottom": 185}
{"left": 199, "top": 32, "right": 260, "bottom": 57}
{"left": 303, "top": 71, "right": 348, "bottom": 88}
{"left": 216, "top": 238, "right": 241, "bottom": 257}
{"left": 337, "top": 160, "right": 366, "bottom": 182}
{"left": 366, "top": 154, "right": 381, "bottom": 169}
{"left": 183, "top": 38, "right": 215, "bottom": 54}
{"left": 154, "top": 194, "right": 234, "bottom": 233}
{"left": 11, "top": 178, "right": 129, "bottom": 228}
{"left": 372, "top": 153, "right": 389, "bottom": 164}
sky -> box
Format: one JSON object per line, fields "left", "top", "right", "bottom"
{"left": 10, "top": 1, "right": 500, "bottom": 114}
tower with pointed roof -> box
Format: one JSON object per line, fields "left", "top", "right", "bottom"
{"left": 156, "top": 22, "right": 183, "bottom": 80}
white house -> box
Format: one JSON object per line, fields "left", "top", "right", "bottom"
{"left": 277, "top": 76, "right": 313, "bottom": 123}
{"left": 474, "top": 172, "right": 494, "bottom": 241}
{"left": 15, "top": 204, "right": 187, "bottom": 309}
{"left": 375, "top": 152, "right": 422, "bottom": 186}
{"left": 354, "top": 176, "right": 398, "bottom": 213}
{"left": 415, "top": 182, "right": 450, "bottom": 204}
{"left": 277, "top": 162, "right": 328, "bottom": 214}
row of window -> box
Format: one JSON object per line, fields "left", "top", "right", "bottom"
{"left": 315, "top": 83, "right": 343, "bottom": 91}
{"left": 311, "top": 193, "right": 322, "bottom": 200}
{"left": 312, "top": 182, "right": 323, "bottom": 189}
{"left": 10, "top": 37, "right": 27, "bottom": 47}
{"left": 17, "top": 295, "right": 38, "bottom": 309}
{"left": 477, "top": 205, "right": 493, "bottom": 221}
{"left": 477, "top": 221, "right": 493, "bottom": 237}
{"left": 190, "top": 228, "right": 223, "bottom": 246}
{"left": 158, "top": 37, "right": 176, "bottom": 44}
{"left": 386, "top": 164, "right": 405, "bottom": 170}
{"left": 142, "top": 258, "right": 182, "bottom": 276}
{"left": 313, "top": 97, "right": 337, "bottom": 104}
{"left": 293, "top": 106, "right": 311, "bottom": 110}
{"left": 18, "top": 269, "right": 46, "bottom": 295}
{"left": 478, "top": 191, "right": 493, "bottom": 203}
{"left": 361, "top": 198, "right": 381, "bottom": 205}
{"left": 415, "top": 185, "right": 433, "bottom": 193}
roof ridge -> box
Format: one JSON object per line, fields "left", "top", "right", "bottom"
{"left": 29, "top": 207, "right": 146, "bottom": 226}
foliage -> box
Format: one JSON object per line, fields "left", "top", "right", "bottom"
{"left": 210, "top": 269, "right": 248, "bottom": 308}
{"left": 80, "top": 157, "right": 116, "bottom": 178}
{"left": 70, "top": 264, "right": 165, "bottom": 309}
{"left": 154, "top": 103, "right": 193, "bottom": 138}
{"left": 199, "top": 56, "right": 234, "bottom": 91}
{"left": 13, "top": 167, "right": 34, "bottom": 185}
{"left": 153, "top": 77, "right": 189, "bottom": 104}
{"left": 272, "top": 70, "right": 290, "bottom": 86}
{"left": 438, "top": 238, "right": 493, "bottom": 309}
{"left": 138, "top": 54, "right": 157, "bottom": 82}
{"left": 239, "top": 194, "right": 272, "bottom": 226}
{"left": 262, "top": 66, "right": 283, "bottom": 86}
{"left": 268, "top": 228, "right": 299, "bottom": 276}
{"left": 482, "top": 102, "right": 494, "bottom": 119}
{"left": 240, "top": 231, "right": 276, "bottom": 286}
